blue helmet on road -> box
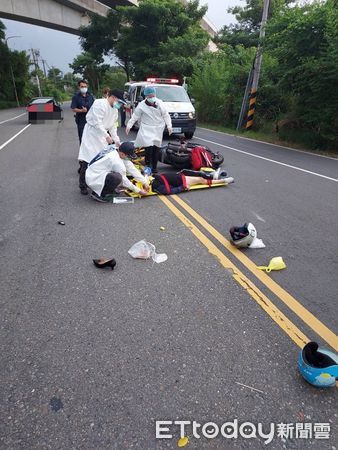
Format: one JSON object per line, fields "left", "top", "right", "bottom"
{"left": 298, "top": 342, "right": 338, "bottom": 388}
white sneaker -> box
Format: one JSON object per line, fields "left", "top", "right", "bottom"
{"left": 223, "top": 176, "right": 234, "bottom": 184}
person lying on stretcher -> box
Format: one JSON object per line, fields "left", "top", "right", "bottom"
{"left": 150, "top": 169, "right": 234, "bottom": 195}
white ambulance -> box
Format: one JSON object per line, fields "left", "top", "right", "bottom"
{"left": 124, "top": 78, "right": 196, "bottom": 139}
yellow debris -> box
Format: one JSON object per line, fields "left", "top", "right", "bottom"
{"left": 257, "top": 256, "right": 286, "bottom": 273}
{"left": 177, "top": 436, "right": 189, "bottom": 447}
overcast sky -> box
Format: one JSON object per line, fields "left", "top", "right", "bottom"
{"left": 2, "top": 0, "right": 241, "bottom": 73}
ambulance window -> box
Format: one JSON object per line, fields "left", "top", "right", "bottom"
{"left": 127, "top": 86, "right": 133, "bottom": 100}
{"left": 129, "top": 87, "right": 136, "bottom": 102}
{"left": 137, "top": 86, "right": 144, "bottom": 99}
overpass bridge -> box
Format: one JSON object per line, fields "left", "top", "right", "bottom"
{"left": 0, "top": 0, "right": 217, "bottom": 38}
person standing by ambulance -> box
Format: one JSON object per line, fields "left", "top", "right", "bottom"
{"left": 78, "top": 89, "right": 125, "bottom": 195}
{"left": 126, "top": 86, "right": 172, "bottom": 174}
{"left": 71, "top": 80, "right": 95, "bottom": 143}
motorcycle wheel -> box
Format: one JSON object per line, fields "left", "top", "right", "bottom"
{"left": 166, "top": 151, "right": 191, "bottom": 169}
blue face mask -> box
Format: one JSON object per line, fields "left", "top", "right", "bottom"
{"left": 113, "top": 101, "right": 122, "bottom": 110}
{"left": 147, "top": 97, "right": 157, "bottom": 104}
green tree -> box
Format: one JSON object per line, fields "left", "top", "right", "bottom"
{"left": 62, "top": 72, "right": 78, "bottom": 95}
{"left": 0, "top": 20, "right": 5, "bottom": 40}
{"left": 265, "top": 0, "right": 338, "bottom": 147}
{"left": 80, "top": 0, "right": 209, "bottom": 80}
{"left": 190, "top": 45, "right": 256, "bottom": 125}
{"left": 216, "top": 0, "right": 292, "bottom": 48}
{"left": 0, "top": 42, "right": 13, "bottom": 104}
{"left": 48, "top": 67, "right": 63, "bottom": 85}
{"left": 101, "top": 66, "right": 127, "bottom": 91}
{"left": 69, "top": 52, "right": 110, "bottom": 94}
{"left": 10, "top": 49, "right": 31, "bottom": 101}
{"left": 0, "top": 20, "right": 31, "bottom": 107}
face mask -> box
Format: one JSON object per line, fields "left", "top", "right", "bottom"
{"left": 80, "top": 87, "right": 88, "bottom": 94}
{"left": 147, "top": 97, "right": 156, "bottom": 104}
{"left": 113, "top": 101, "right": 122, "bottom": 110}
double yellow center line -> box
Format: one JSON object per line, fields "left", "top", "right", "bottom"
{"left": 159, "top": 195, "right": 338, "bottom": 351}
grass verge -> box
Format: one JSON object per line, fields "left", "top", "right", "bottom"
{"left": 197, "top": 122, "right": 338, "bottom": 158}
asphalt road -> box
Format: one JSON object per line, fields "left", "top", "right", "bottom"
{"left": 0, "top": 104, "right": 337, "bottom": 450}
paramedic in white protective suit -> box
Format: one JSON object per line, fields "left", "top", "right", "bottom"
{"left": 78, "top": 89, "right": 126, "bottom": 195}
{"left": 126, "top": 85, "right": 172, "bottom": 174}
{"left": 86, "top": 141, "right": 149, "bottom": 202}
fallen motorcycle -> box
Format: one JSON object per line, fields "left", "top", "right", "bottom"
{"left": 134, "top": 140, "right": 224, "bottom": 170}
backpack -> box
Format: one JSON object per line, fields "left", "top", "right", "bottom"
{"left": 190, "top": 146, "right": 213, "bottom": 170}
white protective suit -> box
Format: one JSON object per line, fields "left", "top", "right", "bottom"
{"left": 127, "top": 99, "right": 172, "bottom": 148}
{"left": 78, "top": 98, "right": 121, "bottom": 163}
{"left": 85, "top": 148, "right": 147, "bottom": 196}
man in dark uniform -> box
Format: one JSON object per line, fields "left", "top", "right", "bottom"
{"left": 71, "top": 80, "right": 95, "bottom": 143}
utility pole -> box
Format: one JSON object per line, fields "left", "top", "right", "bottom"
{"left": 236, "top": 61, "right": 254, "bottom": 131}
{"left": 31, "top": 48, "right": 42, "bottom": 96}
{"left": 41, "top": 59, "right": 47, "bottom": 78}
{"left": 245, "top": 0, "right": 270, "bottom": 130}
{"left": 5, "top": 36, "right": 21, "bottom": 107}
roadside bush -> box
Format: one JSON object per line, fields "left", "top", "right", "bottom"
{"left": 0, "top": 100, "right": 17, "bottom": 110}
{"left": 189, "top": 46, "right": 255, "bottom": 126}
{"left": 277, "top": 123, "right": 337, "bottom": 151}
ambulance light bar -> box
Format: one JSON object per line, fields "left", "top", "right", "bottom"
{"left": 146, "top": 78, "right": 179, "bottom": 84}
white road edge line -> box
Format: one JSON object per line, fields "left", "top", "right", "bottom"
{"left": 0, "top": 112, "right": 26, "bottom": 125}
{"left": 195, "top": 136, "right": 338, "bottom": 182}
{"left": 197, "top": 126, "right": 338, "bottom": 161}
{"left": 0, "top": 124, "right": 31, "bottom": 151}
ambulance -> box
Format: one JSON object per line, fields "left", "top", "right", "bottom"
{"left": 124, "top": 78, "right": 196, "bottom": 139}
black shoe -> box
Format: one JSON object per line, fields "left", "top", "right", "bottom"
{"left": 104, "top": 191, "right": 125, "bottom": 201}
{"left": 80, "top": 188, "right": 88, "bottom": 195}
{"left": 90, "top": 191, "right": 107, "bottom": 202}
{"left": 93, "top": 258, "right": 116, "bottom": 270}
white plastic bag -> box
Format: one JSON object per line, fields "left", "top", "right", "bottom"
{"left": 152, "top": 253, "right": 168, "bottom": 263}
{"left": 128, "top": 240, "right": 155, "bottom": 259}
{"left": 128, "top": 240, "right": 167, "bottom": 263}
{"left": 248, "top": 237, "right": 266, "bottom": 249}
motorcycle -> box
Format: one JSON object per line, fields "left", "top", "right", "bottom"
{"left": 134, "top": 139, "right": 224, "bottom": 170}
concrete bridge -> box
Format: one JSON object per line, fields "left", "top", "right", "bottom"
{"left": 0, "top": 0, "right": 217, "bottom": 37}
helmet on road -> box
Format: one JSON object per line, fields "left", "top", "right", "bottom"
{"left": 229, "top": 223, "right": 257, "bottom": 248}
{"left": 298, "top": 342, "right": 338, "bottom": 388}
